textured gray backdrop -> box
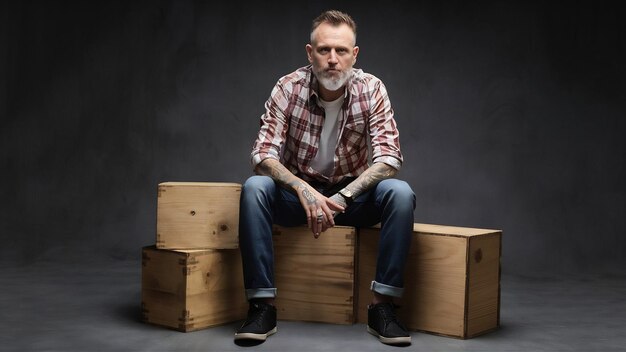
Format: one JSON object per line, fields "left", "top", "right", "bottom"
{"left": 1, "top": 0, "right": 624, "bottom": 276}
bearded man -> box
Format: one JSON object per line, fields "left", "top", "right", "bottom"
{"left": 235, "top": 10, "right": 416, "bottom": 346}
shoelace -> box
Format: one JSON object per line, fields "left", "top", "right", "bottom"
{"left": 377, "top": 303, "right": 407, "bottom": 330}
{"left": 243, "top": 303, "right": 267, "bottom": 327}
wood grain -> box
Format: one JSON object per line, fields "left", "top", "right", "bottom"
{"left": 156, "top": 182, "right": 241, "bottom": 250}
{"left": 466, "top": 233, "right": 501, "bottom": 337}
{"left": 356, "top": 224, "right": 502, "bottom": 339}
{"left": 141, "top": 246, "right": 247, "bottom": 332}
{"left": 273, "top": 225, "right": 356, "bottom": 325}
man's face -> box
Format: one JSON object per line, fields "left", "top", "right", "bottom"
{"left": 306, "top": 22, "right": 359, "bottom": 93}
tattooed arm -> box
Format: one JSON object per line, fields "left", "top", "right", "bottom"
{"left": 329, "top": 162, "right": 398, "bottom": 209}
{"left": 255, "top": 158, "right": 345, "bottom": 237}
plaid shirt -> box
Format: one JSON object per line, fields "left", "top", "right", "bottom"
{"left": 251, "top": 65, "right": 403, "bottom": 185}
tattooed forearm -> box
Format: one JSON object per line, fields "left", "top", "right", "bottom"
{"left": 256, "top": 159, "right": 294, "bottom": 186}
{"left": 344, "top": 163, "right": 398, "bottom": 198}
{"left": 255, "top": 159, "right": 309, "bottom": 194}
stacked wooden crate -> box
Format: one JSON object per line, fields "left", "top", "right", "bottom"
{"left": 141, "top": 182, "right": 358, "bottom": 331}
{"left": 142, "top": 182, "right": 247, "bottom": 332}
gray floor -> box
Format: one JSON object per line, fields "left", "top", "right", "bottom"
{"left": 1, "top": 257, "right": 625, "bottom": 352}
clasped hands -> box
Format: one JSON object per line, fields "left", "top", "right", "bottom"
{"left": 295, "top": 186, "right": 348, "bottom": 238}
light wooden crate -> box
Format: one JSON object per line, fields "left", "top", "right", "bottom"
{"left": 141, "top": 246, "right": 247, "bottom": 332}
{"left": 273, "top": 225, "right": 356, "bottom": 325}
{"left": 156, "top": 182, "right": 241, "bottom": 249}
{"left": 356, "top": 223, "right": 502, "bottom": 339}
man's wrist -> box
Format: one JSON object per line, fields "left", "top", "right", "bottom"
{"left": 338, "top": 188, "right": 355, "bottom": 205}
{"left": 287, "top": 180, "right": 307, "bottom": 193}
{"left": 329, "top": 193, "right": 348, "bottom": 208}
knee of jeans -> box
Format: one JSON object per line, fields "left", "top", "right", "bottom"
{"left": 243, "top": 175, "right": 274, "bottom": 192}
{"left": 378, "top": 179, "right": 416, "bottom": 209}
{"left": 242, "top": 175, "right": 275, "bottom": 200}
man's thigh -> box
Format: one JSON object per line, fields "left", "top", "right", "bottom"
{"left": 334, "top": 188, "right": 381, "bottom": 228}
{"left": 273, "top": 187, "right": 308, "bottom": 227}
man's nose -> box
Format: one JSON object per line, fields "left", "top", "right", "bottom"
{"left": 328, "top": 50, "right": 339, "bottom": 64}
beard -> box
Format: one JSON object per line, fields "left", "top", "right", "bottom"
{"left": 313, "top": 67, "right": 353, "bottom": 92}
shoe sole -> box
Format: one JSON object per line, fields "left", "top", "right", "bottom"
{"left": 234, "top": 327, "right": 277, "bottom": 341}
{"left": 367, "top": 326, "right": 411, "bottom": 345}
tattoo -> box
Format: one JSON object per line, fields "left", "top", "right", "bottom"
{"left": 345, "top": 163, "right": 397, "bottom": 198}
{"left": 257, "top": 159, "right": 294, "bottom": 187}
{"left": 301, "top": 187, "right": 317, "bottom": 205}
{"left": 256, "top": 159, "right": 313, "bottom": 197}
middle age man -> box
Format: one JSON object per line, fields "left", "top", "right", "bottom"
{"left": 235, "top": 10, "right": 416, "bottom": 346}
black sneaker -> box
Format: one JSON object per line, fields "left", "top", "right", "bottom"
{"left": 234, "top": 301, "right": 277, "bottom": 341}
{"left": 367, "top": 302, "right": 411, "bottom": 345}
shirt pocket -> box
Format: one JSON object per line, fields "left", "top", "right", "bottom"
{"left": 342, "top": 118, "right": 367, "bottom": 148}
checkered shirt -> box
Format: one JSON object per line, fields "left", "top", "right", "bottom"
{"left": 251, "top": 65, "right": 403, "bottom": 185}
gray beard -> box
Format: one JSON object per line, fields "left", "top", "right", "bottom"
{"left": 315, "top": 69, "right": 352, "bottom": 92}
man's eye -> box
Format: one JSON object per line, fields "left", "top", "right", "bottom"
{"left": 319, "top": 48, "right": 329, "bottom": 54}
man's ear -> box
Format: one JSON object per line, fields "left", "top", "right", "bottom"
{"left": 306, "top": 44, "right": 313, "bottom": 63}
{"left": 353, "top": 46, "right": 359, "bottom": 64}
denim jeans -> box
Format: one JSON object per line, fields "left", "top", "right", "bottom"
{"left": 238, "top": 175, "right": 416, "bottom": 300}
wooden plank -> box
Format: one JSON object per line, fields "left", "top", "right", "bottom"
{"left": 273, "top": 225, "right": 356, "bottom": 325}
{"left": 160, "top": 182, "right": 241, "bottom": 187}
{"left": 414, "top": 223, "right": 500, "bottom": 237}
{"left": 156, "top": 182, "right": 241, "bottom": 249}
{"left": 466, "top": 233, "right": 501, "bottom": 338}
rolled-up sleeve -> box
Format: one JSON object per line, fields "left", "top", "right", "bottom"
{"left": 251, "top": 82, "right": 290, "bottom": 169}
{"left": 368, "top": 80, "right": 403, "bottom": 170}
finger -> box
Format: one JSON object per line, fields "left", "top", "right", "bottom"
{"left": 311, "top": 209, "right": 319, "bottom": 233}
{"left": 313, "top": 219, "right": 321, "bottom": 238}
{"left": 310, "top": 207, "right": 319, "bottom": 231}
{"left": 326, "top": 212, "right": 335, "bottom": 227}
{"left": 327, "top": 199, "right": 345, "bottom": 213}
{"left": 314, "top": 209, "right": 325, "bottom": 234}
{"left": 311, "top": 209, "right": 316, "bottom": 233}
{"left": 320, "top": 205, "right": 336, "bottom": 227}
{"left": 315, "top": 211, "right": 324, "bottom": 235}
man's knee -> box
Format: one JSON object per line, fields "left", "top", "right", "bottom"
{"left": 377, "top": 179, "right": 416, "bottom": 210}
{"left": 242, "top": 175, "right": 275, "bottom": 202}
{"left": 243, "top": 175, "right": 274, "bottom": 192}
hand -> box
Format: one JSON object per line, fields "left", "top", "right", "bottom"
{"left": 295, "top": 186, "right": 345, "bottom": 238}
{"left": 328, "top": 193, "right": 348, "bottom": 218}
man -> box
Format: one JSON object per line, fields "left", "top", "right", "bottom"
{"left": 235, "top": 10, "right": 415, "bottom": 346}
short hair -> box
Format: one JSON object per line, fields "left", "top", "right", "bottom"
{"left": 310, "top": 10, "right": 357, "bottom": 45}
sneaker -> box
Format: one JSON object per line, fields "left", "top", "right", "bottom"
{"left": 234, "top": 301, "right": 277, "bottom": 341}
{"left": 367, "top": 302, "right": 411, "bottom": 345}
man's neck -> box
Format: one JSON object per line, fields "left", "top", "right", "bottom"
{"left": 319, "top": 85, "right": 346, "bottom": 102}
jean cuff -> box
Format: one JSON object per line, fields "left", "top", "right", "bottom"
{"left": 370, "top": 280, "right": 404, "bottom": 298}
{"left": 246, "top": 288, "right": 277, "bottom": 300}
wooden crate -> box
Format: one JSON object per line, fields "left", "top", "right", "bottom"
{"left": 141, "top": 246, "right": 247, "bottom": 332}
{"left": 356, "top": 223, "right": 502, "bottom": 339}
{"left": 156, "top": 182, "right": 241, "bottom": 249}
{"left": 273, "top": 225, "right": 356, "bottom": 325}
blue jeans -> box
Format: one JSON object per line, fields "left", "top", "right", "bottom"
{"left": 238, "top": 175, "right": 415, "bottom": 300}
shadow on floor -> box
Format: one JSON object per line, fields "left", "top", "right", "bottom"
{"left": 114, "top": 302, "right": 144, "bottom": 325}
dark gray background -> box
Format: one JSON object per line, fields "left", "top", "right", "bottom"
{"left": 1, "top": 0, "right": 624, "bottom": 276}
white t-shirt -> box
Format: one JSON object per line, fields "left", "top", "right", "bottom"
{"left": 310, "top": 95, "right": 345, "bottom": 176}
